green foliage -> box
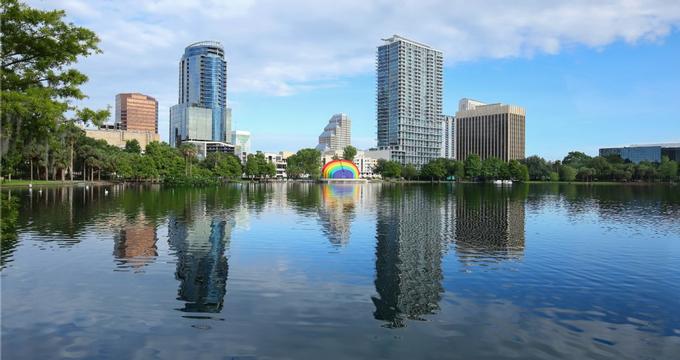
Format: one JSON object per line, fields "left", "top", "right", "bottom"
{"left": 562, "top": 151, "right": 592, "bottom": 169}
{"left": 124, "top": 139, "right": 141, "bottom": 154}
{"left": 658, "top": 156, "right": 679, "bottom": 181}
{"left": 1, "top": 0, "right": 105, "bottom": 169}
{"left": 421, "top": 159, "right": 447, "bottom": 180}
{"left": 508, "top": 160, "right": 529, "bottom": 181}
{"left": 286, "top": 148, "right": 321, "bottom": 179}
{"left": 402, "top": 164, "right": 418, "bottom": 180}
{"left": 464, "top": 154, "right": 482, "bottom": 179}
{"left": 549, "top": 171, "right": 560, "bottom": 182}
{"left": 342, "top": 145, "right": 357, "bottom": 161}
{"left": 480, "top": 157, "right": 508, "bottom": 180}
{"left": 375, "top": 160, "right": 402, "bottom": 179}
{"left": 523, "top": 155, "right": 552, "bottom": 181}
{"left": 559, "top": 165, "right": 577, "bottom": 181}
{"left": 204, "top": 153, "right": 242, "bottom": 180}
{"left": 244, "top": 152, "right": 276, "bottom": 179}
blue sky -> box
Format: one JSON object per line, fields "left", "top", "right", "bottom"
{"left": 30, "top": 0, "right": 680, "bottom": 160}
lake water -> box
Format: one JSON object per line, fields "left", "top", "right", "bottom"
{"left": 2, "top": 183, "right": 680, "bottom": 359}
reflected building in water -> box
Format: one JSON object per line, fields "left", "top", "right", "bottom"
{"left": 372, "top": 186, "right": 445, "bottom": 328}
{"left": 113, "top": 216, "right": 158, "bottom": 270}
{"left": 318, "top": 184, "right": 359, "bottom": 247}
{"left": 454, "top": 187, "right": 526, "bottom": 266}
{"left": 168, "top": 204, "right": 234, "bottom": 313}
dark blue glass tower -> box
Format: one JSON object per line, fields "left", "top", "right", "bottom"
{"left": 175, "top": 41, "right": 230, "bottom": 143}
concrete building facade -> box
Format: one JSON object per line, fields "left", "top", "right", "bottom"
{"left": 115, "top": 93, "right": 158, "bottom": 133}
{"left": 376, "top": 35, "right": 443, "bottom": 168}
{"left": 455, "top": 99, "right": 525, "bottom": 162}
{"left": 441, "top": 115, "right": 455, "bottom": 159}
{"left": 316, "top": 113, "right": 352, "bottom": 152}
{"left": 84, "top": 127, "right": 160, "bottom": 151}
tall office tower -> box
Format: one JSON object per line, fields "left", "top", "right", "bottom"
{"left": 316, "top": 113, "right": 352, "bottom": 152}
{"left": 115, "top": 93, "right": 158, "bottom": 133}
{"left": 440, "top": 115, "right": 455, "bottom": 159}
{"left": 170, "top": 41, "right": 231, "bottom": 147}
{"left": 376, "top": 35, "right": 443, "bottom": 168}
{"left": 455, "top": 98, "right": 526, "bottom": 162}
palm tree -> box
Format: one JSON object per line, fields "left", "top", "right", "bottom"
{"left": 58, "top": 122, "right": 84, "bottom": 181}
{"left": 178, "top": 143, "right": 197, "bottom": 176}
{"left": 23, "top": 140, "right": 43, "bottom": 182}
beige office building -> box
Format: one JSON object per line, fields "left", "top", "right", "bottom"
{"left": 85, "top": 127, "right": 160, "bottom": 150}
{"left": 316, "top": 113, "right": 351, "bottom": 152}
{"left": 115, "top": 93, "right": 158, "bottom": 133}
{"left": 455, "top": 98, "right": 525, "bottom": 162}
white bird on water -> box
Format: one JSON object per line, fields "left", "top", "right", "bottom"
{"left": 86, "top": 185, "right": 89, "bottom": 190}
{"left": 104, "top": 189, "right": 109, "bottom": 196}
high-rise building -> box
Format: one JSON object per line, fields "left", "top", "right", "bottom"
{"left": 170, "top": 41, "right": 231, "bottom": 147}
{"left": 441, "top": 115, "right": 455, "bottom": 159}
{"left": 455, "top": 98, "right": 526, "bottom": 162}
{"left": 115, "top": 93, "right": 158, "bottom": 133}
{"left": 376, "top": 35, "right": 443, "bottom": 168}
{"left": 316, "top": 113, "right": 352, "bottom": 152}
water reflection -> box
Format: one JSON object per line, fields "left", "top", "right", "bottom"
{"left": 113, "top": 215, "right": 158, "bottom": 271}
{"left": 318, "top": 184, "right": 359, "bottom": 247}
{"left": 372, "top": 185, "right": 445, "bottom": 328}
{"left": 454, "top": 185, "right": 526, "bottom": 267}
{"left": 167, "top": 191, "right": 238, "bottom": 314}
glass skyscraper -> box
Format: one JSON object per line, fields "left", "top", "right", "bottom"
{"left": 376, "top": 35, "right": 443, "bottom": 167}
{"left": 170, "top": 41, "right": 231, "bottom": 147}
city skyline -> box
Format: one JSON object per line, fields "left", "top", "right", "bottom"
{"left": 30, "top": 0, "right": 680, "bottom": 159}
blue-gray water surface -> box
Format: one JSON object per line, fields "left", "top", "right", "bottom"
{"left": 1, "top": 183, "right": 680, "bottom": 359}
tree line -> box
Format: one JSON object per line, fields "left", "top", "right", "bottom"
{"left": 373, "top": 151, "right": 678, "bottom": 182}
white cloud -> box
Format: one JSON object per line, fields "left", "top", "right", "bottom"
{"left": 27, "top": 0, "right": 680, "bottom": 142}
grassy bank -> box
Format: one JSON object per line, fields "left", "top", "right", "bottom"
{"left": 0, "top": 180, "right": 114, "bottom": 187}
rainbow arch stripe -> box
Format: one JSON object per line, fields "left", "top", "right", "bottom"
{"left": 322, "top": 159, "right": 360, "bottom": 179}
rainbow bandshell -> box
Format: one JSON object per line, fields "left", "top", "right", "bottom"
{"left": 322, "top": 160, "right": 360, "bottom": 179}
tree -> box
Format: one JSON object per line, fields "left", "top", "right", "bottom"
{"left": 590, "top": 156, "right": 612, "bottom": 180}
{"left": 421, "top": 159, "right": 446, "bottom": 181}
{"left": 23, "top": 139, "right": 43, "bottom": 181}
{"left": 480, "top": 157, "right": 505, "bottom": 180}
{"left": 202, "top": 152, "right": 242, "bottom": 180}
{"left": 1, "top": 0, "right": 103, "bottom": 162}
{"left": 559, "top": 165, "right": 577, "bottom": 181}
{"left": 291, "top": 148, "right": 321, "bottom": 179}
{"left": 562, "top": 151, "right": 592, "bottom": 169}
{"left": 464, "top": 154, "right": 482, "bottom": 180}
{"left": 178, "top": 143, "right": 198, "bottom": 176}
{"left": 342, "top": 145, "right": 357, "bottom": 161}
{"left": 523, "top": 155, "right": 552, "bottom": 181}
{"left": 376, "top": 160, "right": 402, "bottom": 179}
{"left": 577, "top": 167, "right": 595, "bottom": 182}
{"left": 549, "top": 172, "right": 560, "bottom": 182}
{"left": 125, "top": 139, "right": 141, "bottom": 154}
{"left": 402, "top": 164, "right": 418, "bottom": 180}
{"left": 508, "top": 160, "right": 529, "bottom": 181}
{"left": 658, "top": 156, "right": 678, "bottom": 181}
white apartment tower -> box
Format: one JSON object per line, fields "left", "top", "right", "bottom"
{"left": 441, "top": 115, "right": 455, "bottom": 159}
{"left": 316, "top": 113, "right": 352, "bottom": 152}
{"left": 376, "top": 35, "right": 443, "bottom": 167}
